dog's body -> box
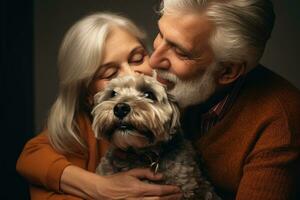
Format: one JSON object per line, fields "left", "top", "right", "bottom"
{"left": 92, "top": 75, "right": 221, "bottom": 199}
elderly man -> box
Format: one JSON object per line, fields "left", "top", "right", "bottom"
{"left": 150, "top": 0, "right": 300, "bottom": 200}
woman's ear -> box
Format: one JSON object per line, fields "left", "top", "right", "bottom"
{"left": 217, "top": 62, "right": 245, "bottom": 85}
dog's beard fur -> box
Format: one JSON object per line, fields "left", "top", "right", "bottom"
{"left": 92, "top": 75, "right": 180, "bottom": 150}
{"left": 155, "top": 62, "right": 218, "bottom": 108}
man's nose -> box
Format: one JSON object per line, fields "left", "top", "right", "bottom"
{"left": 149, "top": 40, "right": 170, "bottom": 70}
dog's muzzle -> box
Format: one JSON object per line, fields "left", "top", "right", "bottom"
{"left": 114, "top": 103, "right": 131, "bottom": 119}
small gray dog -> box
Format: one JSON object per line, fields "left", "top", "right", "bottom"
{"left": 92, "top": 74, "right": 221, "bottom": 200}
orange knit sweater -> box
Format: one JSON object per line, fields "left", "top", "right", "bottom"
{"left": 17, "top": 66, "right": 300, "bottom": 200}
{"left": 16, "top": 115, "right": 109, "bottom": 200}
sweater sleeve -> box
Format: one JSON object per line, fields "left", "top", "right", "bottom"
{"left": 29, "top": 185, "right": 83, "bottom": 200}
{"left": 16, "top": 132, "right": 72, "bottom": 193}
{"left": 235, "top": 116, "right": 300, "bottom": 200}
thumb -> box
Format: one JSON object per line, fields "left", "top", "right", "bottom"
{"left": 127, "top": 168, "right": 163, "bottom": 181}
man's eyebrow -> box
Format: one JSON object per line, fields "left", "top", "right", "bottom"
{"left": 157, "top": 22, "right": 191, "bottom": 55}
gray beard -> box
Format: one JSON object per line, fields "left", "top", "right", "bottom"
{"left": 155, "top": 63, "right": 218, "bottom": 108}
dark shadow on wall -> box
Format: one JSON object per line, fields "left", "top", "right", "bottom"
{"left": 1, "top": 0, "right": 34, "bottom": 199}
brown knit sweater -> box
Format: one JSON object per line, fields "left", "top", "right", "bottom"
{"left": 184, "top": 66, "right": 300, "bottom": 199}
{"left": 17, "top": 66, "right": 300, "bottom": 200}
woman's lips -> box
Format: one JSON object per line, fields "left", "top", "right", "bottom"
{"left": 156, "top": 76, "right": 174, "bottom": 90}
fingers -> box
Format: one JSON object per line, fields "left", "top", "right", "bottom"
{"left": 126, "top": 168, "right": 181, "bottom": 198}
{"left": 141, "top": 184, "right": 181, "bottom": 197}
{"left": 159, "top": 193, "right": 183, "bottom": 200}
{"left": 126, "top": 192, "right": 182, "bottom": 200}
{"left": 128, "top": 168, "right": 163, "bottom": 181}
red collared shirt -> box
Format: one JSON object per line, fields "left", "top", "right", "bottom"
{"left": 200, "top": 77, "right": 245, "bottom": 136}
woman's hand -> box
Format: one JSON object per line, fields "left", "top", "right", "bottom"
{"left": 61, "top": 165, "right": 182, "bottom": 200}
{"left": 97, "top": 168, "right": 182, "bottom": 200}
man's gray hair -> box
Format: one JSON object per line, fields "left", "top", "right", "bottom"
{"left": 160, "top": 0, "right": 275, "bottom": 71}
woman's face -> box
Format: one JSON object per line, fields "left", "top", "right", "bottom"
{"left": 88, "top": 27, "right": 152, "bottom": 96}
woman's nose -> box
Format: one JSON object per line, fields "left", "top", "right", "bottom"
{"left": 118, "top": 63, "right": 135, "bottom": 77}
{"left": 133, "top": 67, "right": 152, "bottom": 76}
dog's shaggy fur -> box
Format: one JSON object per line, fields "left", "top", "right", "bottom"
{"left": 92, "top": 75, "right": 221, "bottom": 200}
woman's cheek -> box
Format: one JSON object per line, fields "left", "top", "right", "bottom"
{"left": 91, "top": 79, "right": 108, "bottom": 95}
{"left": 139, "top": 58, "right": 153, "bottom": 76}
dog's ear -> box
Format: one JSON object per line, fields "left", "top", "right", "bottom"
{"left": 152, "top": 70, "right": 157, "bottom": 79}
{"left": 91, "top": 104, "right": 106, "bottom": 140}
{"left": 91, "top": 116, "right": 101, "bottom": 139}
{"left": 168, "top": 94, "right": 181, "bottom": 135}
{"left": 91, "top": 120, "right": 107, "bottom": 141}
{"left": 93, "top": 90, "right": 107, "bottom": 104}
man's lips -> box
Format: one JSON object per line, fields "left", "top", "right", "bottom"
{"left": 156, "top": 75, "right": 174, "bottom": 89}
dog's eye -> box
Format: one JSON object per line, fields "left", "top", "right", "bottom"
{"left": 144, "top": 91, "right": 156, "bottom": 101}
{"left": 111, "top": 90, "right": 117, "bottom": 97}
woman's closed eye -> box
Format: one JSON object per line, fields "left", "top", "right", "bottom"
{"left": 129, "top": 48, "right": 147, "bottom": 65}
{"left": 102, "top": 68, "right": 117, "bottom": 79}
{"left": 94, "top": 67, "right": 117, "bottom": 80}
{"left": 130, "top": 53, "right": 144, "bottom": 64}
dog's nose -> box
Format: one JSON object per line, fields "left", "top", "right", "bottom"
{"left": 114, "top": 103, "right": 131, "bottom": 119}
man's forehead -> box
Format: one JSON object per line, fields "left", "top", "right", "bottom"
{"left": 158, "top": 13, "right": 214, "bottom": 52}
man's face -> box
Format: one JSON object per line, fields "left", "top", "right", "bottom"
{"left": 149, "top": 12, "right": 218, "bottom": 108}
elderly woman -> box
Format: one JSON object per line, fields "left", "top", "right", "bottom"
{"left": 17, "top": 12, "right": 181, "bottom": 200}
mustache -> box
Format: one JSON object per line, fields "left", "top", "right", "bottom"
{"left": 155, "top": 69, "right": 179, "bottom": 83}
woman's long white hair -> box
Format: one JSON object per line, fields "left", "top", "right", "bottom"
{"left": 47, "top": 12, "right": 146, "bottom": 154}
